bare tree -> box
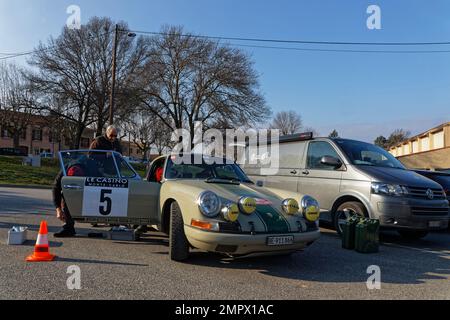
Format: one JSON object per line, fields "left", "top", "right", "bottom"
{"left": 134, "top": 26, "right": 270, "bottom": 147}
{"left": 270, "top": 111, "right": 303, "bottom": 136}
{"left": 328, "top": 129, "right": 339, "bottom": 138}
{"left": 387, "top": 129, "right": 410, "bottom": 149}
{"left": 0, "top": 62, "right": 36, "bottom": 150}
{"left": 120, "top": 112, "right": 155, "bottom": 160}
{"left": 27, "top": 17, "right": 148, "bottom": 148}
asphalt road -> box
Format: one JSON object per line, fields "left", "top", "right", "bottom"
{"left": 0, "top": 187, "right": 449, "bottom": 300}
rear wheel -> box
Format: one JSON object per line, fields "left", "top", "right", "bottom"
{"left": 397, "top": 229, "right": 428, "bottom": 240}
{"left": 169, "top": 201, "right": 190, "bottom": 261}
{"left": 334, "top": 201, "right": 367, "bottom": 235}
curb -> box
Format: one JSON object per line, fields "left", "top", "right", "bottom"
{"left": 0, "top": 184, "right": 52, "bottom": 190}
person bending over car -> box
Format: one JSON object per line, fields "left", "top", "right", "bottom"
{"left": 52, "top": 164, "right": 85, "bottom": 238}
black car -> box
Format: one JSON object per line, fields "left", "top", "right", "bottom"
{"left": 414, "top": 170, "right": 450, "bottom": 202}
{"left": 0, "top": 148, "right": 27, "bottom": 157}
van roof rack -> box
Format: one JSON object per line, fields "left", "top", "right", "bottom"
{"left": 279, "top": 132, "right": 314, "bottom": 144}
{"left": 246, "top": 132, "right": 314, "bottom": 147}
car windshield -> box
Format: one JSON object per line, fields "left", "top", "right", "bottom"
{"left": 59, "top": 150, "right": 138, "bottom": 179}
{"left": 165, "top": 155, "right": 252, "bottom": 183}
{"left": 335, "top": 139, "right": 405, "bottom": 169}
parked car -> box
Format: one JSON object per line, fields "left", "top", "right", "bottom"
{"left": 243, "top": 133, "right": 449, "bottom": 239}
{"left": 413, "top": 170, "right": 450, "bottom": 202}
{"left": 58, "top": 150, "right": 321, "bottom": 261}
{"left": 0, "top": 148, "right": 27, "bottom": 157}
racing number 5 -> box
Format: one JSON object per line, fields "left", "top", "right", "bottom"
{"left": 99, "top": 189, "right": 112, "bottom": 216}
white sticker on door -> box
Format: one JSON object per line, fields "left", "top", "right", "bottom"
{"left": 82, "top": 178, "right": 129, "bottom": 217}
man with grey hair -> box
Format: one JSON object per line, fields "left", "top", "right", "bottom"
{"left": 89, "top": 125, "right": 123, "bottom": 154}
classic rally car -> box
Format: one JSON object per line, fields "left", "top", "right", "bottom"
{"left": 58, "top": 150, "right": 321, "bottom": 261}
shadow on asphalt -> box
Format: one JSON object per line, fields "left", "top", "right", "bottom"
{"left": 54, "top": 257, "right": 148, "bottom": 267}
{"left": 173, "top": 230, "right": 450, "bottom": 285}
{"left": 0, "top": 189, "right": 53, "bottom": 214}
{"left": 2, "top": 219, "right": 450, "bottom": 285}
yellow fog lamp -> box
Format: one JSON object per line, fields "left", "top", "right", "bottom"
{"left": 222, "top": 203, "right": 240, "bottom": 222}
{"left": 281, "top": 198, "right": 300, "bottom": 215}
{"left": 238, "top": 197, "right": 257, "bottom": 215}
{"left": 301, "top": 196, "right": 320, "bottom": 222}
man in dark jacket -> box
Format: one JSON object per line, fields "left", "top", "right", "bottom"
{"left": 89, "top": 125, "right": 123, "bottom": 154}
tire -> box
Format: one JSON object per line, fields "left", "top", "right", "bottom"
{"left": 334, "top": 201, "right": 368, "bottom": 235}
{"left": 169, "top": 201, "right": 190, "bottom": 261}
{"left": 397, "top": 230, "right": 428, "bottom": 240}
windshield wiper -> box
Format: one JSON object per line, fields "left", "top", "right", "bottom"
{"left": 205, "top": 177, "right": 241, "bottom": 185}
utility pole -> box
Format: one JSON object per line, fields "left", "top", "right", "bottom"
{"left": 109, "top": 24, "right": 119, "bottom": 126}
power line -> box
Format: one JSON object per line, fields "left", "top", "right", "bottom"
{"left": 230, "top": 43, "right": 450, "bottom": 54}
{"left": 128, "top": 29, "right": 450, "bottom": 46}
{"left": 0, "top": 29, "right": 114, "bottom": 61}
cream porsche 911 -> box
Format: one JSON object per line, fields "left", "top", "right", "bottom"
{"left": 59, "top": 150, "right": 321, "bottom": 261}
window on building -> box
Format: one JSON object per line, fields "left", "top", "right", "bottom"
{"left": 402, "top": 144, "right": 410, "bottom": 155}
{"left": 32, "top": 128, "right": 42, "bottom": 141}
{"left": 420, "top": 136, "right": 430, "bottom": 152}
{"left": 80, "top": 138, "right": 90, "bottom": 148}
{"left": 412, "top": 140, "right": 419, "bottom": 153}
{"left": 1, "top": 126, "right": 11, "bottom": 138}
{"left": 432, "top": 131, "right": 444, "bottom": 149}
{"left": 20, "top": 129, "right": 26, "bottom": 140}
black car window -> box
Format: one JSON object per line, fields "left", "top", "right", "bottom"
{"left": 307, "top": 141, "right": 341, "bottom": 170}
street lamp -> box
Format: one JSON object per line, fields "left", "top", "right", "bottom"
{"left": 109, "top": 25, "right": 137, "bottom": 126}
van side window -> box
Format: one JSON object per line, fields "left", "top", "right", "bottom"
{"left": 307, "top": 141, "right": 341, "bottom": 170}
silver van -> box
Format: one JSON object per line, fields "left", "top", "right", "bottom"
{"left": 243, "top": 134, "right": 449, "bottom": 239}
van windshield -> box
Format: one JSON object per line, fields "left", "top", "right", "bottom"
{"left": 335, "top": 139, "right": 405, "bottom": 169}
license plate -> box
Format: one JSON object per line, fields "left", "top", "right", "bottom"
{"left": 429, "top": 221, "right": 441, "bottom": 228}
{"left": 267, "top": 236, "right": 294, "bottom": 246}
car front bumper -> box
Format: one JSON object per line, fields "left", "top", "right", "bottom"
{"left": 371, "top": 195, "right": 449, "bottom": 230}
{"left": 185, "top": 226, "right": 321, "bottom": 256}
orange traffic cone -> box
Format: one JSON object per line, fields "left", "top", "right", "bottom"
{"left": 26, "top": 221, "right": 55, "bottom": 262}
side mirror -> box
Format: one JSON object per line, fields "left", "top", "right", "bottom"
{"left": 320, "top": 156, "right": 342, "bottom": 169}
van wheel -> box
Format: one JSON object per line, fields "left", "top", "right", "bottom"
{"left": 397, "top": 230, "right": 428, "bottom": 240}
{"left": 334, "top": 202, "right": 367, "bottom": 235}
{"left": 169, "top": 201, "right": 190, "bottom": 261}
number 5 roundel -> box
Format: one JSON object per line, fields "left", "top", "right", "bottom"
{"left": 82, "top": 178, "right": 129, "bottom": 217}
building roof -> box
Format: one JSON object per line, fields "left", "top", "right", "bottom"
{"left": 389, "top": 122, "right": 449, "bottom": 150}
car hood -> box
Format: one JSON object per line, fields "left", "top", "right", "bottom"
{"left": 356, "top": 166, "right": 442, "bottom": 188}
{"left": 167, "top": 179, "right": 285, "bottom": 204}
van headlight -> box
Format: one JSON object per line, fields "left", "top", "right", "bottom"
{"left": 371, "top": 182, "right": 408, "bottom": 197}
{"left": 300, "top": 196, "right": 320, "bottom": 222}
{"left": 282, "top": 199, "right": 300, "bottom": 215}
{"left": 198, "top": 191, "right": 221, "bottom": 217}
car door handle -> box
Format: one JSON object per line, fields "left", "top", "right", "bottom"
{"left": 302, "top": 170, "right": 310, "bottom": 175}
{"left": 63, "top": 185, "right": 82, "bottom": 190}
{"left": 290, "top": 170, "right": 298, "bottom": 175}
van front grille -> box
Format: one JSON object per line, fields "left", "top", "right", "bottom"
{"left": 411, "top": 207, "right": 449, "bottom": 216}
{"left": 407, "top": 187, "right": 446, "bottom": 200}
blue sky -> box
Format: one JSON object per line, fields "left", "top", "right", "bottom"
{"left": 0, "top": 0, "right": 449, "bottom": 142}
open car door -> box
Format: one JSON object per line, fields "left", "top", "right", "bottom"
{"left": 58, "top": 150, "right": 160, "bottom": 225}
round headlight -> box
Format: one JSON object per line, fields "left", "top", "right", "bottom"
{"left": 281, "top": 198, "right": 300, "bottom": 215}
{"left": 222, "top": 203, "right": 240, "bottom": 222}
{"left": 198, "top": 191, "right": 221, "bottom": 217}
{"left": 300, "top": 196, "right": 320, "bottom": 222}
{"left": 239, "top": 197, "right": 257, "bottom": 215}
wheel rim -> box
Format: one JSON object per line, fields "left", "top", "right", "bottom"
{"left": 337, "top": 208, "right": 358, "bottom": 233}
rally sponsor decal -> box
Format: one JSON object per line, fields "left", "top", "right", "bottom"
{"left": 82, "top": 178, "right": 129, "bottom": 217}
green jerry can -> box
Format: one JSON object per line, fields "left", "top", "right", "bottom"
{"left": 355, "top": 219, "right": 380, "bottom": 253}
{"left": 341, "top": 214, "right": 360, "bottom": 250}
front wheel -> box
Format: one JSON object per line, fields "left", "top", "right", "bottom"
{"left": 397, "top": 230, "right": 428, "bottom": 240}
{"left": 334, "top": 201, "right": 368, "bottom": 235}
{"left": 169, "top": 201, "right": 190, "bottom": 261}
